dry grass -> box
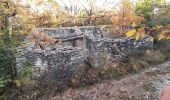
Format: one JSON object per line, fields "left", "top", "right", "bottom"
{"left": 70, "top": 49, "right": 166, "bottom": 86}
{"left": 143, "top": 50, "right": 165, "bottom": 63}
{"left": 96, "top": 50, "right": 166, "bottom": 79}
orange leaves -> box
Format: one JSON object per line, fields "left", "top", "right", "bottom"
{"left": 27, "top": 29, "right": 59, "bottom": 49}
{"left": 158, "top": 30, "right": 170, "bottom": 40}
{"left": 111, "top": 0, "right": 143, "bottom": 35}
{"left": 136, "top": 28, "right": 145, "bottom": 40}
{"left": 111, "top": 16, "right": 120, "bottom": 27}
{"left": 27, "top": 29, "right": 57, "bottom": 43}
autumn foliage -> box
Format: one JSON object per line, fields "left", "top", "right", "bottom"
{"left": 125, "top": 27, "right": 145, "bottom": 40}
{"left": 27, "top": 29, "right": 59, "bottom": 49}
{"left": 111, "top": 0, "right": 143, "bottom": 36}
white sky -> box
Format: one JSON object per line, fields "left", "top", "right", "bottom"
{"left": 54, "top": 0, "right": 132, "bottom": 10}
{"left": 20, "top": 0, "right": 170, "bottom": 14}
{"left": 21, "top": 0, "right": 136, "bottom": 11}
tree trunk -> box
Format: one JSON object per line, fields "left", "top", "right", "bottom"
{"left": 5, "top": 16, "right": 13, "bottom": 37}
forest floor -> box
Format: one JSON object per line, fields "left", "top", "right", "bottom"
{"left": 51, "top": 61, "right": 170, "bottom": 100}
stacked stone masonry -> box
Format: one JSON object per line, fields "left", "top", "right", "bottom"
{"left": 16, "top": 26, "right": 153, "bottom": 87}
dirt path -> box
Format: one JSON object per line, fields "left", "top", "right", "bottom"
{"left": 51, "top": 61, "right": 170, "bottom": 100}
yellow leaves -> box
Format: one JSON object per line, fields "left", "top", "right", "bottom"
{"left": 155, "top": 25, "right": 163, "bottom": 29}
{"left": 126, "top": 29, "right": 136, "bottom": 37}
{"left": 158, "top": 31, "right": 170, "bottom": 40}
{"left": 126, "top": 28, "right": 145, "bottom": 40}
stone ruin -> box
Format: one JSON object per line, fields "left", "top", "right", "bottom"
{"left": 16, "top": 26, "right": 153, "bottom": 89}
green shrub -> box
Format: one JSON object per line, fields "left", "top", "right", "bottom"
{"left": 0, "top": 78, "right": 9, "bottom": 95}
{"left": 0, "top": 79, "right": 6, "bottom": 92}
{"left": 0, "top": 29, "right": 18, "bottom": 96}
{"left": 16, "top": 60, "right": 35, "bottom": 85}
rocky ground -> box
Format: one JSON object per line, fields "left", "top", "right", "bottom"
{"left": 49, "top": 61, "right": 170, "bottom": 100}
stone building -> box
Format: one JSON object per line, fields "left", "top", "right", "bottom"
{"left": 16, "top": 26, "right": 153, "bottom": 89}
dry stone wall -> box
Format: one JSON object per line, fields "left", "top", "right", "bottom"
{"left": 84, "top": 35, "right": 153, "bottom": 67}
{"left": 16, "top": 26, "right": 153, "bottom": 89}
{"left": 37, "top": 26, "right": 112, "bottom": 39}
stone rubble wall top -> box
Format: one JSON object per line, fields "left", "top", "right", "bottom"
{"left": 36, "top": 25, "right": 113, "bottom": 39}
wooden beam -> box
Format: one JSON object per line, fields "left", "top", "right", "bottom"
{"left": 56, "top": 36, "right": 84, "bottom": 42}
